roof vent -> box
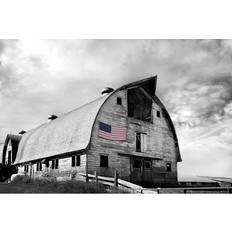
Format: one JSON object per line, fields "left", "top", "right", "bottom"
{"left": 19, "top": 130, "right": 26, "bottom": 135}
{"left": 101, "top": 87, "right": 114, "bottom": 96}
{"left": 48, "top": 114, "right": 58, "bottom": 121}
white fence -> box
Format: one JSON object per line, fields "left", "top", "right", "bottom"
{"left": 78, "top": 171, "right": 144, "bottom": 193}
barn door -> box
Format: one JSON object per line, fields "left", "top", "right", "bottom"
{"left": 130, "top": 157, "right": 153, "bottom": 186}
{"left": 130, "top": 157, "right": 143, "bottom": 184}
{"left": 143, "top": 159, "right": 153, "bottom": 185}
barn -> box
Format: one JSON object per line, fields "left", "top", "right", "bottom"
{"left": 2, "top": 134, "right": 22, "bottom": 165}
{"left": 0, "top": 134, "right": 21, "bottom": 181}
{"left": 13, "top": 76, "right": 181, "bottom": 187}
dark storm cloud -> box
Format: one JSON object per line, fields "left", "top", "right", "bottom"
{"left": 199, "top": 75, "right": 232, "bottom": 119}
{"left": 164, "top": 74, "right": 232, "bottom": 128}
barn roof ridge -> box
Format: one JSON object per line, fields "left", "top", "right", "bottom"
{"left": 118, "top": 75, "right": 157, "bottom": 91}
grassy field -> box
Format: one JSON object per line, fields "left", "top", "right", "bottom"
{"left": 0, "top": 176, "right": 128, "bottom": 193}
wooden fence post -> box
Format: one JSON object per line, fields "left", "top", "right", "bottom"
{"left": 114, "top": 170, "right": 118, "bottom": 188}
{"left": 94, "top": 171, "right": 98, "bottom": 183}
{"left": 86, "top": 173, "right": 89, "bottom": 182}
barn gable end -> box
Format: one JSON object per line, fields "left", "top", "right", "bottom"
{"left": 88, "top": 76, "right": 181, "bottom": 186}
{"left": 2, "top": 134, "right": 21, "bottom": 165}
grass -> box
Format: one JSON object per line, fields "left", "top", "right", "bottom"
{"left": 0, "top": 175, "right": 129, "bottom": 193}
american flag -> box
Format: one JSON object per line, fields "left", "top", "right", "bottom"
{"left": 98, "top": 121, "right": 127, "bottom": 141}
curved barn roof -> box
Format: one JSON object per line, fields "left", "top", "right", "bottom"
{"left": 14, "top": 94, "right": 111, "bottom": 164}
{"left": 14, "top": 76, "right": 181, "bottom": 164}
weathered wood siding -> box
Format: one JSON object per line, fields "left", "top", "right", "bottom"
{"left": 88, "top": 89, "right": 178, "bottom": 185}
{"left": 17, "top": 154, "right": 86, "bottom": 180}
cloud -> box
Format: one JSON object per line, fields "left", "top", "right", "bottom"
{"left": 165, "top": 74, "right": 232, "bottom": 129}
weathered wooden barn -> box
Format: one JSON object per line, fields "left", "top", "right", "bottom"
{"left": 13, "top": 76, "right": 182, "bottom": 187}
{"left": 2, "top": 134, "right": 21, "bottom": 165}
{"left": 0, "top": 134, "right": 21, "bottom": 181}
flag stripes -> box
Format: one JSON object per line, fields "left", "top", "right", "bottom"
{"left": 98, "top": 121, "right": 127, "bottom": 141}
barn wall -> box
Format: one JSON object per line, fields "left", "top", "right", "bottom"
{"left": 17, "top": 154, "right": 86, "bottom": 180}
{"left": 88, "top": 89, "right": 178, "bottom": 185}
{"left": 87, "top": 150, "right": 131, "bottom": 181}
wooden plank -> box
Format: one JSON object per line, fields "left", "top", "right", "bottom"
{"left": 118, "top": 179, "right": 143, "bottom": 190}
{"left": 79, "top": 172, "right": 94, "bottom": 178}
{"left": 97, "top": 175, "right": 114, "bottom": 182}
{"left": 79, "top": 172, "right": 114, "bottom": 182}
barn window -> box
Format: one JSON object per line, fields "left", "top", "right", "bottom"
{"left": 136, "top": 133, "right": 147, "bottom": 152}
{"left": 36, "top": 162, "right": 42, "bottom": 171}
{"left": 24, "top": 165, "right": 29, "bottom": 172}
{"left": 44, "top": 160, "right": 49, "bottom": 168}
{"left": 72, "top": 155, "right": 81, "bottom": 167}
{"left": 55, "top": 159, "right": 59, "bottom": 169}
{"left": 166, "top": 162, "right": 171, "bottom": 172}
{"left": 51, "top": 159, "right": 59, "bottom": 169}
{"left": 136, "top": 133, "right": 141, "bottom": 152}
{"left": 133, "top": 159, "right": 141, "bottom": 169}
{"left": 117, "top": 97, "right": 122, "bottom": 105}
{"left": 51, "top": 160, "right": 55, "bottom": 169}
{"left": 100, "top": 155, "right": 108, "bottom": 168}
{"left": 157, "top": 110, "right": 161, "bottom": 118}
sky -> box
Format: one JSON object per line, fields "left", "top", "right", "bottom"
{"left": 0, "top": 39, "right": 232, "bottom": 178}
